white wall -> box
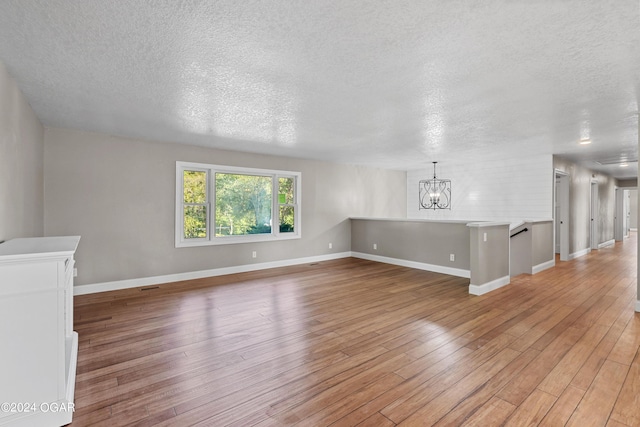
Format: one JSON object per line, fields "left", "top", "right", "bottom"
{"left": 44, "top": 128, "right": 407, "bottom": 286}
{"left": 0, "top": 62, "right": 44, "bottom": 241}
{"left": 407, "top": 155, "right": 553, "bottom": 223}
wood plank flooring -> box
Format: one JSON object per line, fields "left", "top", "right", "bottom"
{"left": 71, "top": 234, "right": 639, "bottom": 426}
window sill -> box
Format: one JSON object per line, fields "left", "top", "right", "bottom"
{"left": 175, "top": 233, "right": 301, "bottom": 248}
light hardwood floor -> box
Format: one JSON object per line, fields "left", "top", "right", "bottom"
{"left": 72, "top": 234, "right": 639, "bottom": 426}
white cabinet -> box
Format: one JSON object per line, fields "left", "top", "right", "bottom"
{"left": 0, "top": 236, "right": 80, "bottom": 427}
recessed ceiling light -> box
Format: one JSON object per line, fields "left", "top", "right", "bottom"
{"left": 579, "top": 138, "right": 592, "bottom": 145}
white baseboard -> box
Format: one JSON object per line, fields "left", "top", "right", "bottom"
{"left": 569, "top": 248, "right": 591, "bottom": 260}
{"left": 469, "top": 275, "right": 511, "bottom": 296}
{"left": 598, "top": 239, "right": 615, "bottom": 249}
{"left": 532, "top": 259, "right": 555, "bottom": 274}
{"left": 636, "top": 300, "right": 640, "bottom": 313}
{"left": 351, "top": 252, "right": 470, "bottom": 278}
{"left": 74, "top": 252, "right": 352, "bottom": 295}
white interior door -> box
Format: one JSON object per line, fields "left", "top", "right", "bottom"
{"left": 624, "top": 190, "right": 630, "bottom": 237}
{"left": 555, "top": 203, "right": 561, "bottom": 253}
{"left": 590, "top": 181, "right": 598, "bottom": 250}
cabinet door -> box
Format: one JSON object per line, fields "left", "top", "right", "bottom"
{"left": 0, "top": 290, "right": 62, "bottom": 404}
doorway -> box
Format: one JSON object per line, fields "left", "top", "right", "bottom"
{"left": 615, "top": 188, "right": 631, "bottom": 241}
{"left": 554, "top": 170, "right": 570, "bottom": 261}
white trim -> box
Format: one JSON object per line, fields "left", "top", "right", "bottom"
{"left": 569, "top": 248, "right": 591, "bottom": 260}
{"left": 636, "top": 300, "right": 640, "bottom": 313}
{"left": 631, "top": 228, "right": 638, "bottom": 232}
{"left": 532, "top": 259, "right": 555, "bottom": 274}
{"left": 597, "top": 239, "right": 615, "bottom": 249}
{"left": 350, "top": 217, "right": 470, "bottom": 225}
{"left": 468, "top": 275, "right": 511, "bottom": 296}
{"left": 175, "top": 161, "right": 302, "bottom": 248}
{"left": 350, "top": 251, "right": 470, "bottom": 278}
{"left": 177, "top": 232, "right": 302, "bottom": 247}
{"left": 466, "top": 221, "right": 512, "bottom": 228}
{"left": 74, "top": 252, "right": 351, "bottom": 295}
{"left": 525, "top": 219, "right": 554, "bottom": 224}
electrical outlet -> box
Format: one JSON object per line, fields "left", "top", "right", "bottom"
{"left": 329, "top": 243, "right": 332, "bottom": 249}
{"left": 483, "top": 232, "right": 487, "bottom": 242}
{"left": 252, "top": 251, "right": 257, "bottom": 258}
{"left": 450, "top": 254, "right": 455, "bottom": 262}
{"left": 373, "top": 243, "right": 377, "bottom": 250}
{"left": 73, "top": 268, "right": 78, "bottom": 277}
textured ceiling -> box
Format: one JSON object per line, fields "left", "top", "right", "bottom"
{"left": 0, "top": 0, "right": 638, "bottom": 178}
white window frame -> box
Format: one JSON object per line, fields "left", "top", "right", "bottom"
{"left": 176, "top": 161, "right": 301, "bottom": 247}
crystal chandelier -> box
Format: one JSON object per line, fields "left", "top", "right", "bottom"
{"left": 419, "top": 162, "right": 451, "bottom": 210}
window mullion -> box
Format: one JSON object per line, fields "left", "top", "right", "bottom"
{"left": 209, "top": 169, "right": 214, "bottom": 241}
{"left": 273, "top": 175, "right": 279, "bottom": 237}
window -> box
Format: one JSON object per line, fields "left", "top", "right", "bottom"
{"left": 182, "top": 169, "right": 209, "bottom": 239}
{"left": 176, "top": 162, "right": 301, "bottom": 247}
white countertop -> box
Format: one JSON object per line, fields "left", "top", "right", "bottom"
{"left": 0, "top": 236, "right": 80, "bottom": 261}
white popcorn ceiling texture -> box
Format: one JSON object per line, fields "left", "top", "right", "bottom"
{"left": 0, "top": 0, "right": 638, "bottom": 177}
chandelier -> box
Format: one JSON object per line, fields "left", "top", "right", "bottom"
{"left": 419, "top": 162, "right": 451, "bottom": 210}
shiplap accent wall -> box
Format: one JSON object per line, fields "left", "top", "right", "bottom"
{"left": 407, "top": 155, "right": 553, "bottom": 223}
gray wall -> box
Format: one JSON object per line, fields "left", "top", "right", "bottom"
{"left": 469, "top": 225, "right": 510, "bottom": 285}
{"left": 509, "top": 223, "right": 531, "bottom": 277}
{"left": 628, "top": 189, "right": 637, "bottom": 230}
{"left": 350, "top": 218, "right": 471, "bottom": 270}
{"left": 44, "top": 127, "right": 407, "bottom": 285}
{"left": 532, "top": 221, "right": 554, "bottom": 266}
{"left": 554, "top": 157, "right": 617, "bottom": 255}
{"left": 0, "top": 62, "right": 44, "bottom": 241}
{"left": 510, "top": 220, "right": 553, "bottom": 277}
